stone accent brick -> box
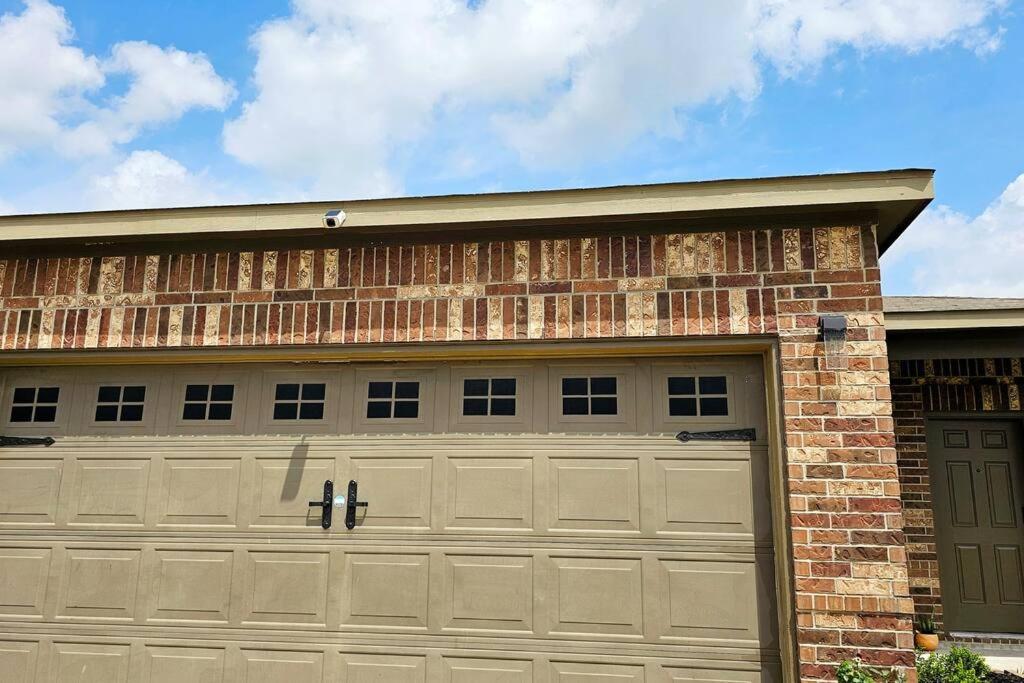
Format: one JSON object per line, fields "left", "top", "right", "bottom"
{"left": 0, "top": 223, "right": 911, "bottom": 681}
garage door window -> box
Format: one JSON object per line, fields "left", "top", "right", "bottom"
{"left": 9, "top": 386, "right": 59, "bottom": 423}
{"left": 667, "top": 375, "right": 729, "bottom": 417}
{"left": 273, "top": 383, "right": 325, "bottom": 420}
{"left": 367, "top": 381, "right": 420, "bottom": 419}
{"left": 95, "top": 385, "right": 146, "bottom": 422}
{"left": 562, "top": 377, "right": 617, "bottom": 416}
{"left": 183, "top": 384, "right": 234, "bottom": 421}
{"left": 463, "top": 378, "right": 516, "bottom": 416}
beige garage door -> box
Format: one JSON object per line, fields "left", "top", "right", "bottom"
{"left": 0, "top": 356, "right": 781, "bottom": 682}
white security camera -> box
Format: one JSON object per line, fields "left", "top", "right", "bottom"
{"left": 323, "top": 209, "right": 346, "bottom": 228}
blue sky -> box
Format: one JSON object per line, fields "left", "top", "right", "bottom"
{"left": 0, "top": 0, "right": 1022, "bottom": 296}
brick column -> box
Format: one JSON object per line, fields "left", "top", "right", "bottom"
{"left": 780, "top": 227, "right": 915, "bottom": 681}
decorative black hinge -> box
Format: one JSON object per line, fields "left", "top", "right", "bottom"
{"left": 308, "top": 479, "right": 333, "bottom": 529}
{"left": 0, "top": 435, "right": 56, "bottom": 447}
{"left": 676, "top": 428, "right": 756, "bottom": 443}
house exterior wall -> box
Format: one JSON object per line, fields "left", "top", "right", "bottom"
{"left": 892, "top": 356, "right": 1024, "bottom": 640}
{"left": 0, "top": 223, "right": 913, "bottom": 680}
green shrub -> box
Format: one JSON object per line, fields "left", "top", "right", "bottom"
{"left": 837, "top": 659, "right": 906, "bottom": 683}
{"left": 916, "top": 646, "right": 990, "bottom": 683}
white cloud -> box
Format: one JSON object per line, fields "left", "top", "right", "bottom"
{"left": 0, "top": 0, "right": 102, "bottom": 159}
{"left": 224, "top": 0, "right": 1006, "bottom": 193}
{"left": 90, "top": 150, "right": 226, "bottom": 209}
{"left": 882, "top": 173, "right": 1024, "bottom": 296}
{"left": 0, "top": 1, "right": 234, "bottom": 159}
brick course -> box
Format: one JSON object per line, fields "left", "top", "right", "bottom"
{"left": 0, "top": 223, "right": 912, "bottom": 680}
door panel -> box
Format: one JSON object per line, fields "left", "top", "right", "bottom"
{"left": 929, "top": 419, "right": 1024, "bottom": 632}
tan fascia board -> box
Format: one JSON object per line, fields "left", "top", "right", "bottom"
{"left": 0, "top": 169, "right": 933, "bottom": 246}
{"left": 885, "top": 308, "right": 1024, "bottom": 331}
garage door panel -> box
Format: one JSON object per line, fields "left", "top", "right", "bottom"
{"left": 57, "top": 548, "right": 141, "bottom": 622}
{"left": 442, "top": 656, "right": 532, "bottom": 682}
{"left": 0, "top": 640, "right": 38, "bottom": 682}
{"left": 242, "top": 551, "right": 330, "bottom": 626}
{"left": 549, "top": 556, "right": 644, "bottom": 638}
{"left": 350, "top": 458, "right": 433, "bottom": 529}
{"left": 143, "top": 646, "right": 226, "bottom": 683}
{"left": 339, "top": 653, "right": 427, "bottom": 682}
{"left": 0, "top": 459, "right": 63, "bottom": 526}
{"left": 240, "top": 649, "right": 324, "bottom": 683}
{"left": 146, "top": 550, "right": 233, "bottom": 624}
{"left": 0, "top": 547, "right": 50, "bottom": 618}
{"left": 549, "top": 458, "right": 640, "bottom": 533}
{"left": 445, "top": 457, "right": 534, "bottom": 531}
{"left": 68, "top": 458, "right": 151, "bottom": 527}
{"left": 654, "top": 458, "right": 753, "bottom": 538}
{"left": 341, "top": 553, "right": 430, "bottom": 630}
{"left": 158, "top": 458, "right": 241, "bottom": 528}
{"left": 442, "top": 554, "right": 533, "bottom": 633}
{"left": 550, "top": 661, "right": 645, "bottom": 682}
{"left": 52, "top": 642, "right": 131, "bottom": 683}
{"left": 251, "top": 457, "right": 336, "bottom": 528}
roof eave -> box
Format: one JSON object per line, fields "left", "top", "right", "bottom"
{"left": 0, "top": 168, "right": 935, "bottom": 247}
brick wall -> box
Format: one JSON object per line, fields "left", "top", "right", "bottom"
{"left": 0, "top": 224, "right": 913, "bottom": 680}
{"left": 892, "top": 357, "right": 1024, "bottom": 633}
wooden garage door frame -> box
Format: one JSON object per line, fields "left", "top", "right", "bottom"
{"left": 0, "top": 337, "right": 797, "bottom": 681}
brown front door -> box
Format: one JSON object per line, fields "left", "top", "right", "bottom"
{"left": 928, "top": 419, "right": 1024, "bottom": 633}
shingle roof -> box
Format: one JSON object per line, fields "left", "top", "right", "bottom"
{"left": 884, "top": 296, "right": 1024, "bottom": 313}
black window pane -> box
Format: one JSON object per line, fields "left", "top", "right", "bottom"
{"left": 491, "top": 398, "right": 516, "bottom": 416}
{"left": 394, "top": 401, "right": 419, "bottom": 418}
{"left": 95, "top": 405, "right": 118, "bottom": 422}
{"left": 464, "top": 379, "right": 489, "bottom": 397}
{"left": 463, "top": 398, "right": 488, "bottom": 416}
{"left": 208, "top": 403, "right": 233, "bottom": 421}
{"left": 562, "top": 378, "right": 588, "bottom": 396}
{"left": 395, "top": 382, "right": 419, "bottom": 399}
{"left": 37, "top": 387, "right": 60, "bottom": 403}
{"left": 120, "top": 404, "right": 144, "bottom": 422}
{"left": 491, "top": 378, "right": 516, "bottom": 396}
{"left": 12, "top": 387, "right": 35, "bottom": 403}
{"left": 33, "top": 405, "right": 57, "bottom": 422}
{"left": 182, "top": 403, "right": 207, "bottom": 420}
{"left": 210, "top": 384, "right": 234, "bottom": 401}
{"left": 273, "top": 402, "right": 298, "bottom": 420}
{"left": 700, "top": 397, "right": 729, "bottom": 416}
{"left": 591, "top": 396, "right": 618, "bottom": 415}
{"left": 669, "top": 397, "right": 698, "bottom": 416}
{"left": 699, "top": 376, "right": 727, "bottom": 395}
{"left": 668, "top": 377, "right": 696, "bottom": 395}
{"left": 185, "top": 384, "right": 208, "bottom": 401}
{"left": 590, "top": 377, "right": 617, "bottom": 395}
{"left": 301, "top": 383, "right": 326, "bottom": 400}
{"left": 98, "top": 386, "right": 121, "bottom": 403}
{"left": 366, "top": 401, "right": 391, "bottom": 419}
{"left": 275, "top": 383, "right": 299, "bottom": 400}
{"left": 562, "top": 397, "right": 588, "bottom": 415}
{"left": 368, "top": 382, "right": 393, "bottom": 399}
{"left": 299, "top": 402, "right": 324, "bottom": 420}
{"left": 10, "top": 406, "right": 33, "bottom": 422}
{"left": 122, "top": 386, "right": 146, "bottom": 403}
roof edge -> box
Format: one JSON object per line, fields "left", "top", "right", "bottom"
{"left": 0, "top": 168, "right": 935, "bottom": 246}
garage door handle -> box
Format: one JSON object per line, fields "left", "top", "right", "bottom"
{"left": 308, "top": 479, "right": 333, "bottom": 529}
{"left": 676, "top": 428, "right": 756, "bottom": 443}
{"left": 345, "top": 480, "right": 369, "bottom": 530}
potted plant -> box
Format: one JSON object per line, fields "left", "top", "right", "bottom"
{"left": 914, "top": 616, "right": 939, "bottom": 652}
